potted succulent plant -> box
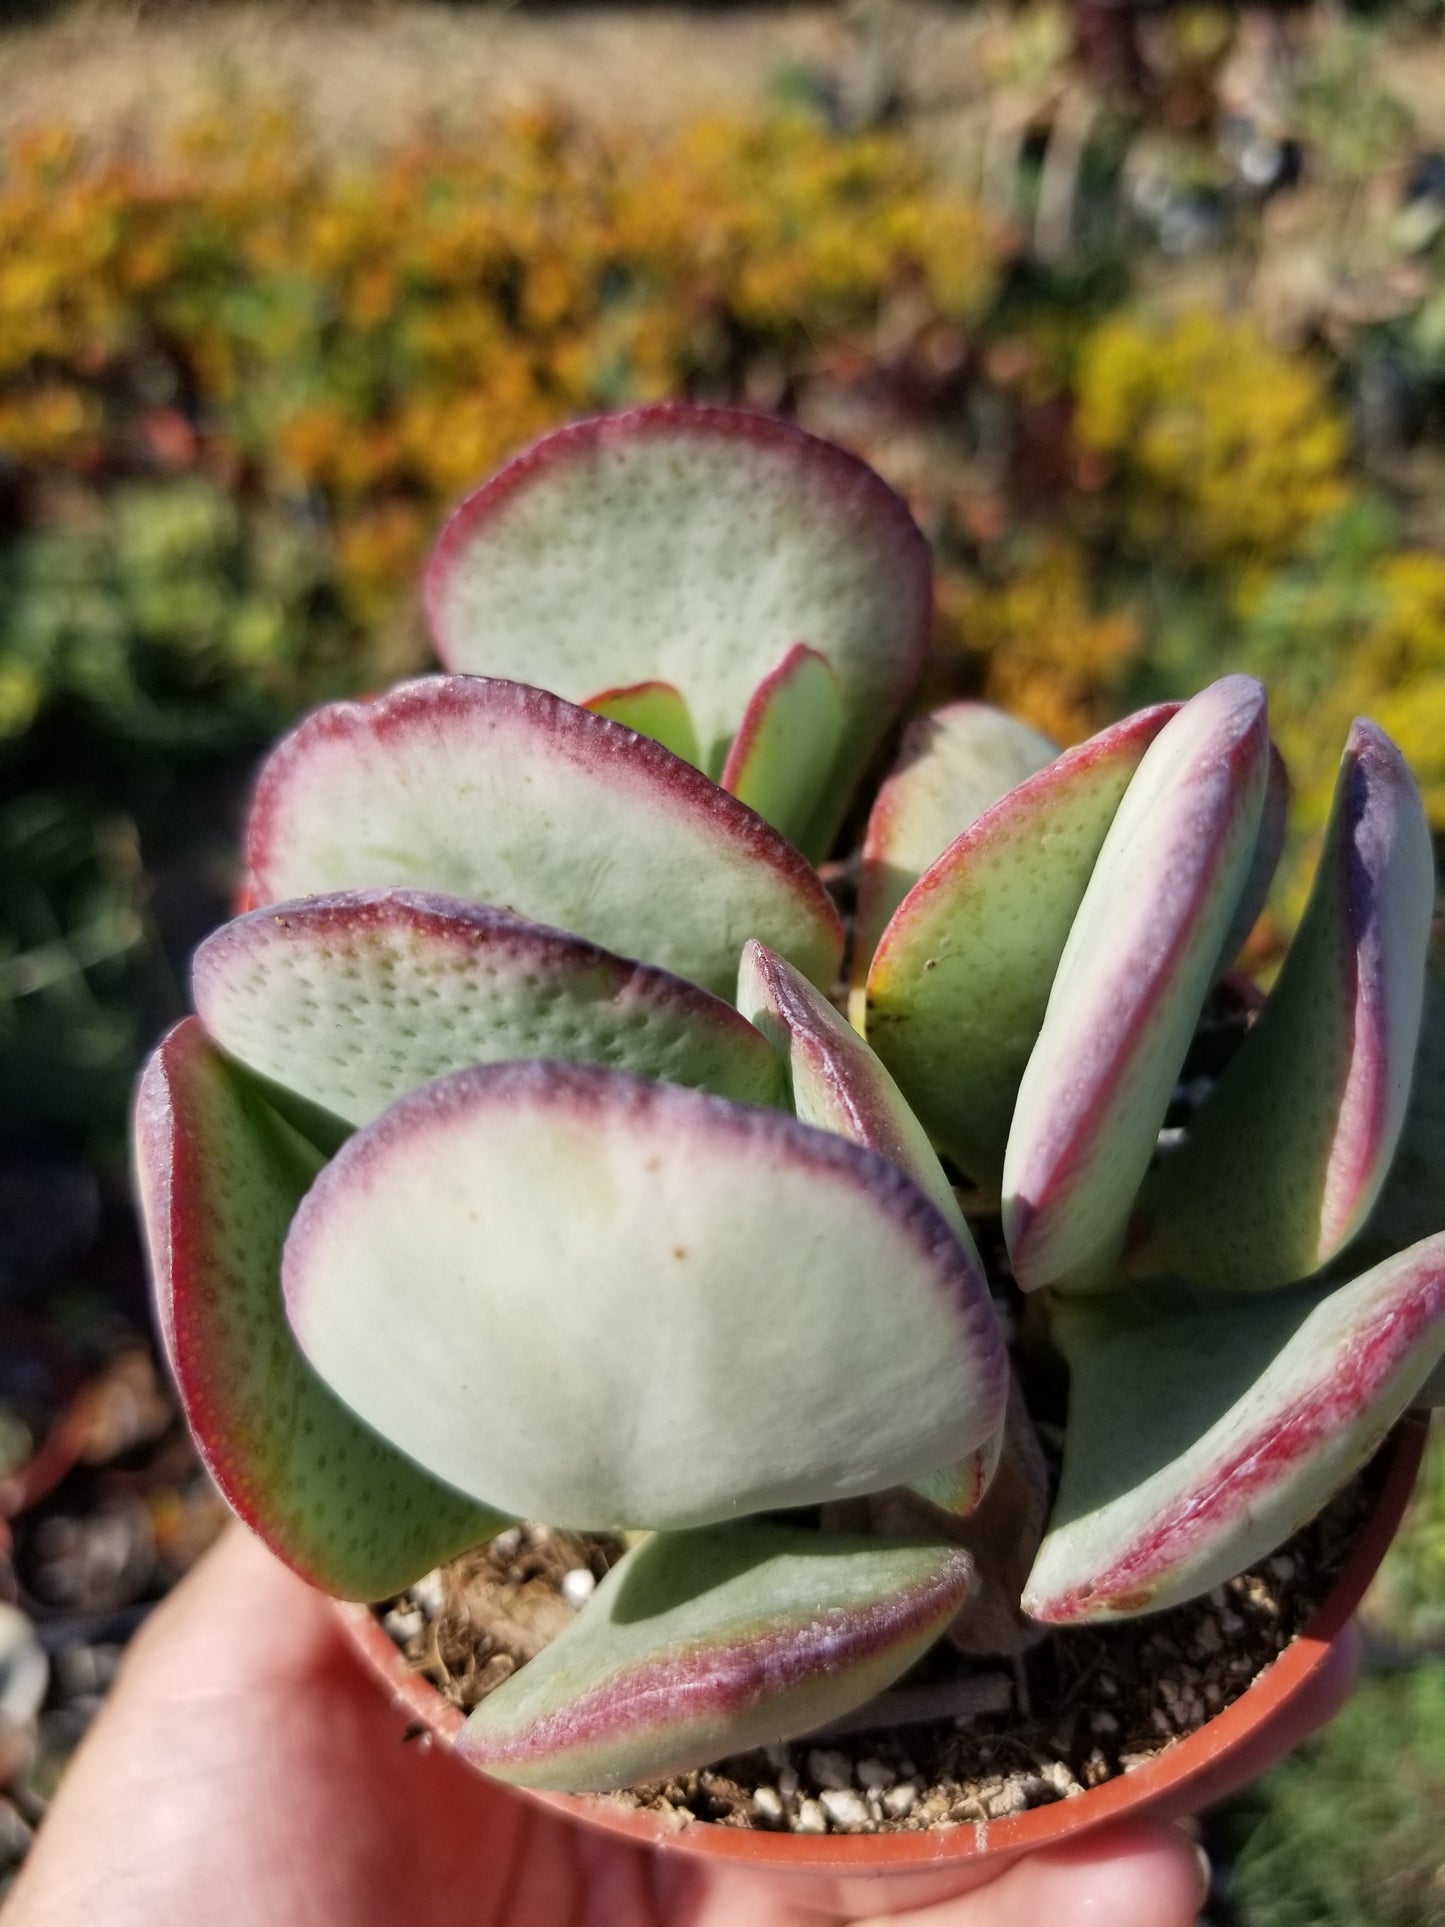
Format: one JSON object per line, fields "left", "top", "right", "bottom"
{"left": 133, "top": 406, "right": 1443, "bottom": 1890}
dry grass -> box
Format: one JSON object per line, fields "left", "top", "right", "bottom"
{"left": 0, "top": 2, "right": 995, "bottom": 149}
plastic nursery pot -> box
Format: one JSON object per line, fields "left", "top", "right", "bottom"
{"left": 336, "top": 1414, "right": 1426, "bottom": 1917}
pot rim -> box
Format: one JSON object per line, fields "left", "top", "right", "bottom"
{"left": 337, "top": 1410, "right": 1428, "bottom": 1875}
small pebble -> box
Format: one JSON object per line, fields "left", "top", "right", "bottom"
{"left": 807, "top": 1748, "right": 854, "bottom": 1791}
{"left": 883, "top": 1782, "right": 919, "bottom": 1818}
{"left": 560, "top": 1569, "right": 596, "bottom": 1609}
{"left": 1194, "top": 1616, "right": 1223, "bottom": 1655}
{"left": 1089, "top": 1710, "right": 1119, "bottom": 1736}
{"left": 777, "top": 1765, "right": 800, "bottom": 1800}
{"left": 856, "top": 1757, "right": 895, "bottom": 1791}
{"left": 1097, "top": 1672, "right": 1119, "bottom": 1697}
{"left": 383, "top": 1607, "right": 424, "bottom": 1643}
{"left": 819, "top": 1789, "right": 871, "bottom": 1830}
{"left": 1267, "top": 1554, "right": 1296, "bottom": 1583}
{"left": 412, "top": 1570, "right": 446, "bottom": 1616}
{"left": 1040, "top": 1760, "right": 1080, "bottom": 1798}
{"left": 751, "top": 1786, "right": 786, "bottom": 1828}
{"left": 984, "top": 1782, "right": 1030, "bottom": 1819}
{"left": 794, "top": 1799, "right": 829, "bottom": 1835}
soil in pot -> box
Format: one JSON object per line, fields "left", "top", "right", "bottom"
{"left": 375, "top": 1453, "right": 1381, "bottom": 1839}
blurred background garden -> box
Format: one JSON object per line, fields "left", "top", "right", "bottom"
{"left": 0, "top": 0, "right": 1442, "bottom": 1918}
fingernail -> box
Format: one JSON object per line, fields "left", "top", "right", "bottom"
{"left": 1192, "top": 1838, "right": 1213, "bottom": 1910}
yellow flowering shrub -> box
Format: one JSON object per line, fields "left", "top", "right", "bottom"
{"left": 1074, "top": 311, "right": 1351, "bottom": 574}
{"left": 1273, "top": 549, "right": 1445, "bottom": 833}
{"left": 0, "top": 109, "right": 1003, "bottom": 742}
{"left": 941, "top": 538, "right": 1143, "bottom": 746}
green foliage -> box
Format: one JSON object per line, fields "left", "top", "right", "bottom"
{"left": 0, "top": 481, "right": 347, "bottom": 751}
{"left": 1218, "top": 1659, "right": 1445, "bottom": 1927}
{"left": 0, "top": 790, "right": 153, "bottom": 1148}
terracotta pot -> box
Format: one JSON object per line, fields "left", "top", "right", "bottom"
{"left": 338, "top": 1413, "right": 1426, "bottom": 1915}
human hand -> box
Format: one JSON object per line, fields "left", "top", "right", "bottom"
{"left": 5, "top": 1525, "right": 1354, "bottom": 1927}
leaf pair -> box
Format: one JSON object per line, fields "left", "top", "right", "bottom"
{"left": 861, "top": 678, "right": 1434, "bottom": 1299}
{"left": 426, "top": 405, "right": 931, "bottom": 855}
{"left": 854, "top": 675, "right": 1445, "bottom": 1623}
{"left": 140, "top": 913, "right": 1005, "bottom": 1787}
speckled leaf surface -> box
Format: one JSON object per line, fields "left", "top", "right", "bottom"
{"left": 244, "top": 676, "right": 842, "bottom": 1000}
{"left": 1025, "top": 1237, "right": 1445, "bottom": 1622}
{"left": 737, "top": 940, "right": 981, "bottom": 1264}
{"left": 458, "top": 1521, "right": 973, "bottom": 1791}
{"left": 1003, "top": 678, "right": 1269, "bottom": 1293}
{"left": 719, "top": 644, "right": 843, "bottom": 855}
{"left": 133, "top": 1020, "right": 501, "bottom": 1600}
{"left": 424, "top": 406, "right": 931, "bottom": 853}
{"left": 1135, "top": 722, "right": 1433, "bottom": 1291}
{"left": 583, "top": 680, "right": 700, "bottom": 767}
{"left": 864, "top": 705, "right": 1176, "bottom": 1194}
{"left": 853, "top": 703, "right": 1055, "bottom": 1002}
{"left": 194, "top": 890, "right": 783, "bottom": 1128}
{"left": 283, "top": 1062, "right": 1007, "bottom": 1532}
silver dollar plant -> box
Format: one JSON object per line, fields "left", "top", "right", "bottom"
{"left": 135, "top": 406, "right": 1445, "bottom": 1793}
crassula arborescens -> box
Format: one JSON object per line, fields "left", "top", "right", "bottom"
{"left": 135, "top": 405, "right": 1445, "bottom": 1797}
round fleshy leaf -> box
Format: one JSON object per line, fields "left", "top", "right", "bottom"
{"left": 1025, "top": 1239, "right": 1445, "bottom": 1622}
{"left": 244, "top": 676, "right": 842, "bottom": 1000}
{"left": 737, "top": 940, "right": 982, "bottom": 1267}
{"left": 738, "top": 941, "right": 1001, "bottom": 1520}
{"left": 194, "top": 891, "right": 783, "bottom": 1129}
{"left": 283, "top": 1062, "right": 1008, "bottom": 1532}
{"left": 133, "top": 1020, "right": 502, "bottom": 1601}
{"left": 583, "top": 681, "right": 699, "bottom": 767}
{"left": 1134, "top": 721, "right": 1434, "bottom": 1291}
{"left": 1213, "top": 742, "right": 1290, "bottom": 978}
{"left": 1003, "top": 678, "right": 1270, "bottom": 1293}
{"left": 853, "top": 703, "right": 1056, "bottom": 1006}
{"left": 459, "top": 1521, "right": 972, "bottom": 1792}
{"left": 864, "top": 704, "right": 1177, "bottom": 1193}
{"left": 424, "top": 404, "right": 932, "bottom": 851}
{"left": 719, "top": 644, "right": 844, "bottom": 855}
{"left": 1351, "top": 923, "right": 1445, "bottom": 1271}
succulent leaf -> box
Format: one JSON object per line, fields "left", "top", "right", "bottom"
{"left": 853, "top": 703, "right": 1056, "bottom": 1004}
{"left": 719, "top": 644, "right": 844, "bottom": 854}
{"left": 1213, "top": 743, "right": 1290, "bottom": 978}
{"left": 1003, "top": 677, "right": 1270, "bottom": 1293}
{"left": 738, "top": 940, "right": 1002, "bottom": 1515}
{"left": 457, "top": 1521, "right": 973, "bottom": 1792}
{"left": 282, "top": 1061, "right": 1008, "bottom": 1532}
{"left": 1134, "top": 721, "right": 1434, "bottom": 1291}
{"left": 1024, "top": 1237, "right": 1445, "bottom": 1623}
{"left": 425, "top": 404, "right": 931, "bottom": 848}
{"left": 244, "top": 676, "right": 843, "bottom": 999}
{"left": 134, "top": 1020, "right": 502, "bottom": 1600}
{"left": 737, "top": 939, "right": 982, "bottom": 1265}
{"left": 1349, "top": 923, "right": 1445, "bottom": 1271}
{"left": 864, "top": 704, "right": 1177, "bottom": 1193}
{"left": 194, "top": 890, "right": 783, "bottom": 1128}
{"left": 584, "top": 681, "right": 700, "bottom": 766}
